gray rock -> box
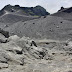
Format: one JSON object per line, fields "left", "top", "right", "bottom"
{"left": 0, "top": 49, "right": 10, "bottom": 63}
{"left": 0, "top": 63, "right": 8, "bottom": 69}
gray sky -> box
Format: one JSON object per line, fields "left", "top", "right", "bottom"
{"left": 0, "top": 0, "right": 72, "bottom": 14}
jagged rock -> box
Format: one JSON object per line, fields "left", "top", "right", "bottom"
{"left": 0, "top": 49, "right": 10, "bottom": 63}
{"left": 0, "top": 39, "right": 7, "bottom": 43}
{"left": 0, "top": 35, "right": 72, "bottom": 72}
{"left": 6, "top": 43, "right": 22, "bottom": 54}
{"left": 8, "top": 35, "right": 20, "bottom": 41}
{"left": 0, "top": 33, "right": 8, "bottom": 43}
{"left": 0, "top": 28, "right": 9, "bottom": 38}
{"left": 31, "top": 41, "right": 37, "bottom": 47}
{"left": 0, "top": 63, "right": 8, "bottom": 69}
{"left": 58, "top": 6, "right": 64, "bottom": 12}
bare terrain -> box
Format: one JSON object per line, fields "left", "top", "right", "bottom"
{"left": 0, "top": 35, "right": 72, "bottom": 72}
{"left": 0, "top": 5, "right": 72, "bottom": 72}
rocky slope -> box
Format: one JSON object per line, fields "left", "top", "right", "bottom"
{"left": 2, "top": 15, "right": 72, "bottom": 40}
{"left": 0, "top": 6, "right": 72, "bottom": 40}
{"left": 0, "top": 35, "right": 72, "bottom": 72}
{"left": 52, "top": 7, "right": 72, "bottom": 21}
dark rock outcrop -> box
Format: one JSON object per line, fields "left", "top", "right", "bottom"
{"left": 0, "top": 28, "right": 9, "bottom": 38}
{"left": 58, "top": 6, "right": 72, "bottom": 13}
{"left": 52, "top": 6, "right": 72, "bottom": 21}
{"left": 58, "top": 6, "right": 65, "bottom": 12}
{"left": 1, "top": 4, "right": 50, "bottom": 16}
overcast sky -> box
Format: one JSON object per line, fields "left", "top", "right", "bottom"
{"left": 0, "top": 0, "right": 72, "bottom": 14}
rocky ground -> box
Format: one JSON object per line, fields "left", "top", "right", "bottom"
{"left": 0, "top": 5, "right": 72, "bottom": 72}
{"left": 0, "top": 35, "right": 72, "bottom": 72}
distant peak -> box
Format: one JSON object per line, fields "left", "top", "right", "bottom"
{"left": 58, "top": 6, "right": 65, "bottom": 12}
{"left": 6, "top": 4, "right": 12, "bottom": 7}
{"left": 36, "top": 5, "right": 42, "bottom": 7}
{"left": 15, "top": 5, "right": 20, "bottom": 7}
{"left": 35, "top": 5, "right": 44, "bottom": 8}
{"left": 57, "top": 6, "right": 72, "bottom": 13}
{"left": 0, "top": 4, "right": 50, "bottom": 16}
{"left": 61, "top": 6, "right": 64, "bottom": 10}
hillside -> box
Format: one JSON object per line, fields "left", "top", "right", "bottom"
{"left": 0, "top": 5, "right": 50, "bottom": 23}
{"left": 0, "top": 15, "right": 70, "bottom": 40}
{"left": 52, "top": 7, "right": 72, "bottom": 21}
{"left": 0, "top": 6, "right": 72, "bottom": 40}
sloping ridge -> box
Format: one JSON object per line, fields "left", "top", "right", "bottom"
{"left": 3, "top": 15, "right": 72, "bottom": 40}
{"left": 52, "top": 7, "right": 72, "bottom": 21}
{"left": 0, "top": 4, "right": 50, "bottom": 16}
{"left": 0, "top": 4, "right": 50, "bottom": 23}
{"left": 0, "top": 12, "right": 38, "bottom": 23}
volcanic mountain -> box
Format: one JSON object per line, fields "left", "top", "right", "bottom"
{"left": 0, "top": 4, "right": 49, "bottom": 23}
{"left": 0, "top": 5, "right": 72, "bottom": 40}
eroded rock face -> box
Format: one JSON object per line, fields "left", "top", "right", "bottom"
{"left": 0, "top": 35, "right": 72, "bottom": 72}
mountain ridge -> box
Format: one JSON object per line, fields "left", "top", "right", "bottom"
{"left": 51, "top": 6, "right": 72, "bottom": 21}
{"left": 0, "top": 4, "right": 50, "bottom": 16}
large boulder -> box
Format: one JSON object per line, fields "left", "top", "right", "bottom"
{"left": 0, "top": 33, "right": 7, "bottom": 43}
{"left": 0, "top": 28, "right": 9, "bottom": 38}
